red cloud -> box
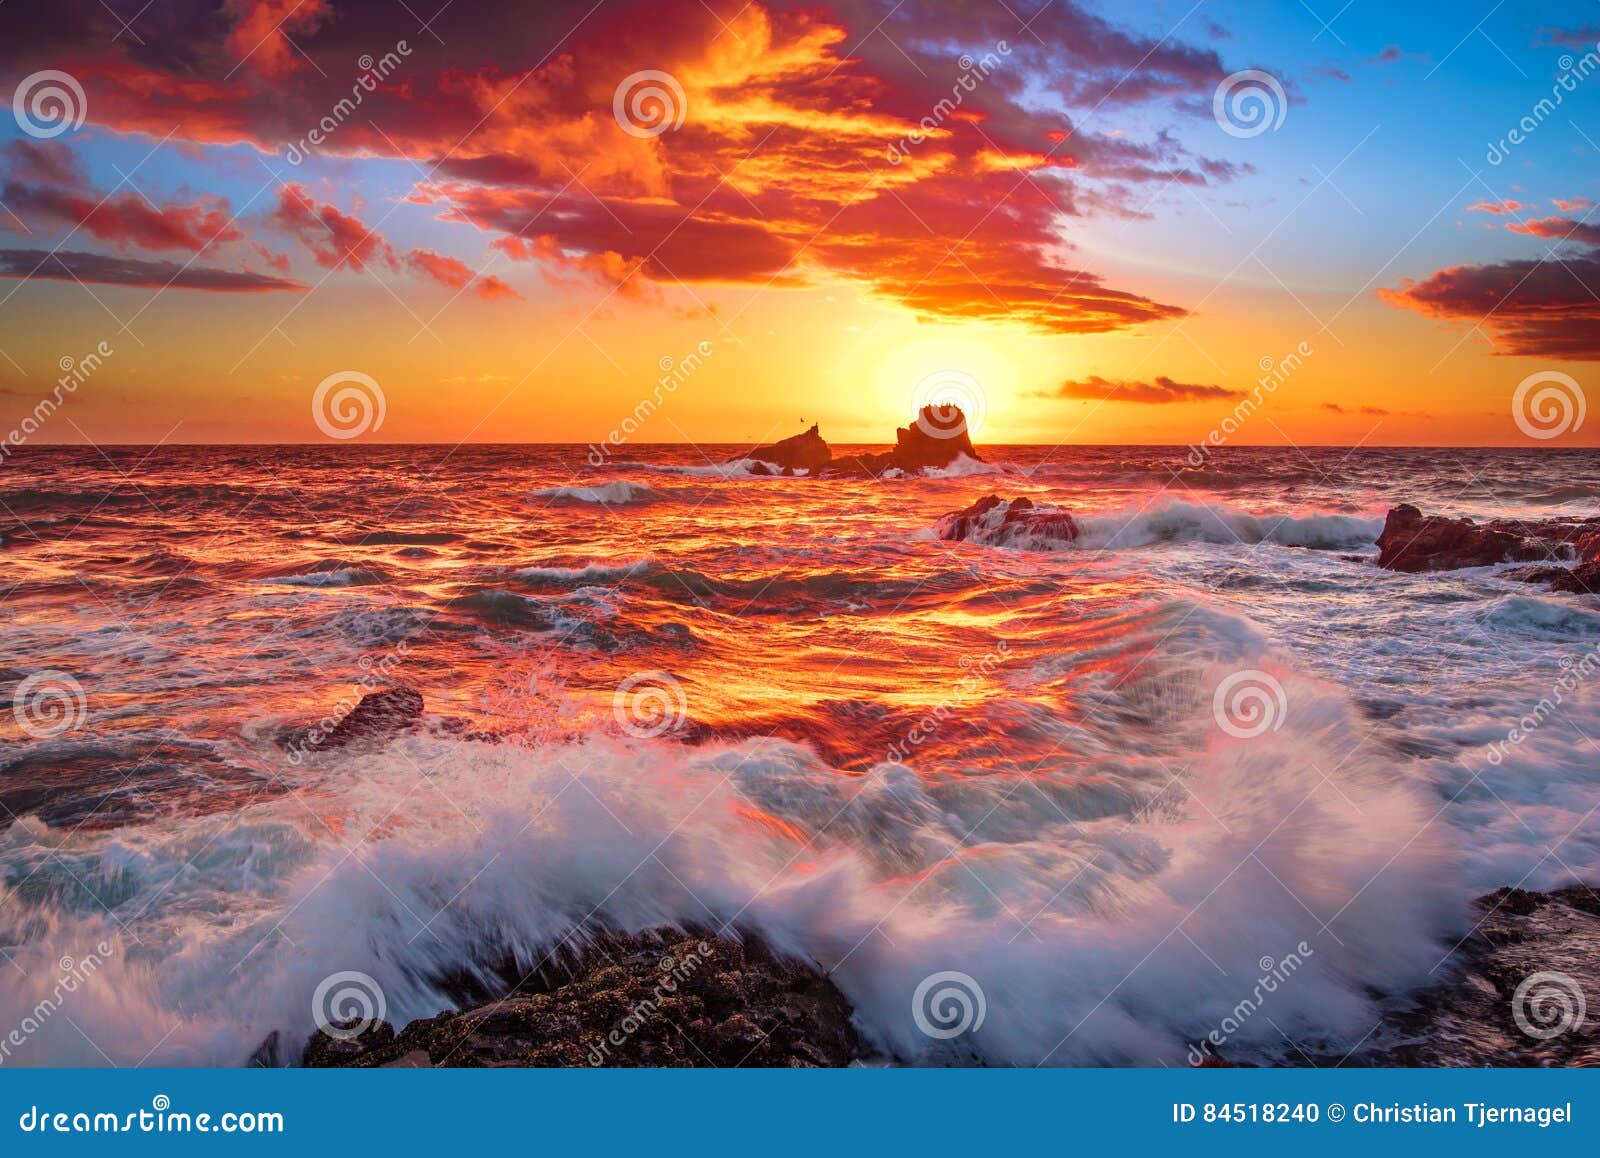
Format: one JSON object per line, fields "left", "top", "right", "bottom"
{"left": 1555, "top": 197, "right": 1594, "bottom": 212}
{"left": 224, "top": 0, "right": 331, "bottom": 78}
{"left": 406, "top": 248, "right": 521, "bottom": 299}
{"left": 0, "top": 182, "right": 241, "bottom": 252}
{"left": 1466, "top": 199, "right": 1524, "bottom": 215}
{"left": 270, "top": 184, "right": 397, "bottom": 272}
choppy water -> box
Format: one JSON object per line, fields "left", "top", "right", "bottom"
{"left": 2, "top": 443, "right": 1599, "bottom": 1066}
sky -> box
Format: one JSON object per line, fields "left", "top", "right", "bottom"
{"left": 0, "top": 0, "right": 1598, "bottom": 447}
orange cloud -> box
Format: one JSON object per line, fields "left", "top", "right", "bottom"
{"left": 1042, "top": 375, "right": 1243, "bottom": 403}
{"left": 6, "top": 0, "right": 1248, "bottom": 334}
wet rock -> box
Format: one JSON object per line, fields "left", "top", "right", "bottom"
{"left": 936, "top": 494, "right": 1079, "bottom": 548}
{"left": 1355, "top": 885, "right": 1600, "bottom": 1066}
{"left": 1375, "top": 504, "right": 1548, "bottom": 572}
{"left": 319, "top": 686, "right": 425, "bottom": 749}
{"left": 1550, "top": 559, "right": 1600, "bottom": 594}
{"left": 301, "top": 929, "right": 859, "bottom": 1068}
{"left": 1376, "top": 504, "right": 1600, "bottom": 591}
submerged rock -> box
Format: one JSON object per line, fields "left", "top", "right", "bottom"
{"left": 319, "top": 686, "right": 425, "bottom": 749}
{"left": 301, "top": 929, "right": 858, "bottom": 1068}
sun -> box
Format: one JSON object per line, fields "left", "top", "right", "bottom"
{"left": 868, "top": 332, "right": 1023, "bottom": 441}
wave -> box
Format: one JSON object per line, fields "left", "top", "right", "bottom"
{"left": 250, "top": 561, "right": 390, "bottom": 587}
{"left": 529, "top": 481, "right": 661, "bottom": 505}
{"left": 941, "top": 498, "right": 1382, "bottom": 553}
{"left": 923, "top": 454, "right": 1005, "bottom": 479}
{"left": 610, "top": 458, "right": 807, "bottom": 479}
{"left": 513, "top": 558, "right": 656, "bottom": 585}
{"left": 0, "top": 606, "right": 1464, "bottom": 1068}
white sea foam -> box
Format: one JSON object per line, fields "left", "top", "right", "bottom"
{"left": 529, "top": 481, "right": 659, "bottom": 505}
{"left": 0, "top": 609, "right": 1470, "bottom": 1068}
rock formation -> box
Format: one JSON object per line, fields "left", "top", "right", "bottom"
{"left": 735, "top": 406, "right": 983, "bottom": 478}
{"left": 935, "top": 494, "right": 1079, "bottom": 548}
{"left": 301, "top": 929, "right": 858, "bottom": 1068}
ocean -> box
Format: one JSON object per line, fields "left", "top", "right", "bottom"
{"left": 2, "top": 442, "right": 1599, "bottom": 1065}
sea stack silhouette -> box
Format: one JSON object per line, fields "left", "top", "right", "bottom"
{"left": 735, "top": 405, "right": 982, "bottom": 477}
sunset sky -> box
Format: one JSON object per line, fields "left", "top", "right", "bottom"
{"left": 1, "top": 0, "right": 1598, "bottom": 446}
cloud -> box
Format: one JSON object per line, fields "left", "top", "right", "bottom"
{"left": 0, "top": 0, "right": 1250, "bottom": 336}
{"left": 1369, "top": 45, "right": 1404, "bottom": 63}
{"left": 223, "top": 0, "right": 331, "bottom": 78}
{"left": 1506, "top": 216, "right": 1600, "bottom": 247}
{"left": 406, "top": 247, "right": 521, "bottom": 299}
{"left": 1382, "top": 254, "right": 1600, "bottom": 360}
{"left": 0, "top": 248, "right": 306, "bottom": 292}
{"left": 1555, "top": 197, "right": 1594, "bottom": 212}
{"left": 1, "top": 181, "right": 242, "bottom": 252}
{"left": 1321, "top": 402, "right": 1390, "bottom": 416}
{"left": 270, "top": 184, "right": 397, "bottom": 272}
{"left": 1537, "top": 26, "right": 1600, "bottom": 49}
{"left": 1042, "top": 374, "right": 1245, "bottom": 404}
{"left": 0, "top": 140, "right": 87, "bottom": 187}
{"left": 1466, "top": 199, "right": 1524, "bottom": 215}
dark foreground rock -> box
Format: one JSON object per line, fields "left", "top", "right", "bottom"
{"left": 1376, "top": 504, "right": 1600, "bottom": 591}
{"left": 735, "top": 405, "right": 983, "bottom": 478}
{"left": 1355, "top": 885, "right": 1600, "bottom": 1066}
{"left": 301, "top": 930, "right": 858, "bottom": 1068}
{"left": 742, "top": 424, "right": 833, "bottom": 473}
{"left": 302, "top": 686, "right": 425, "bottom": 752}
{"left": 935, "top": 494, "right": 1079, "bottom": 548}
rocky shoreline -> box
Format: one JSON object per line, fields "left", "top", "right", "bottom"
{"left": 294, "top": 930, "right": 858, "bottom": 1068}
{"left": 288, "top": 887, "right": 1597, "bottom": 1068}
